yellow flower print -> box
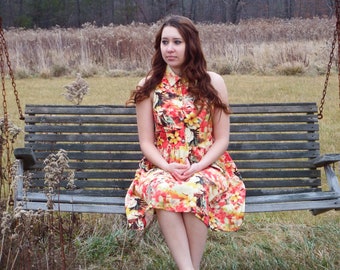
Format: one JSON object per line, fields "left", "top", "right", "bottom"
{"left": 230, "top": 192, "right": 242, "bottom": 204}
{"left": 184, "top": 112, "right": 200, "bottom": 129}
{"left": 170, "top": 145, "right": 189, "bottom": 164}
{"left": 157, "top": 137, "right": 165, "bottom": 147}
{"left": 168, "top": 131, "right": 181, "bottom": 144}
{"left": 178, "top": 145, "right": 189, "bottom": 161}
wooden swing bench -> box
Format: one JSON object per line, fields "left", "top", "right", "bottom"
{"left": 14, "top": 102, "right": 340, "bottom": 215}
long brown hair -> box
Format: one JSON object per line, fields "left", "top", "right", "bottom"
{"left": 127, "top": 15, "right": 230, "bottom": 114}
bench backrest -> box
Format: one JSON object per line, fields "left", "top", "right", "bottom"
{"left": 22, "top": 103, "right": 321, "bottom": 198}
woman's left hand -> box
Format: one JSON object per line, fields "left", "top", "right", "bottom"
{"left": 180, "top": 160, "right": 202, "bottom": 180}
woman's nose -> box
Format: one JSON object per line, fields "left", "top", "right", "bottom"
{"left": 166, "top": 43, "right": 174, "bottom": 52}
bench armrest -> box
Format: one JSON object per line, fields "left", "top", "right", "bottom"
{"left": 311, "top": 154, "right": 340, "bottom": 195}
{"left": 312, "top": 154, "right": 340, "bottom": 167}
{"left": 14, "top": 148, "right": 37, "bottom": 169}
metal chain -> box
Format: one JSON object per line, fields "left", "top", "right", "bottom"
{"left": 0, "top": 17, "right": 24, "bottom": 206}
{"left": 318, "top": 28, "right": 337, "bottom": 119}
{"left": 0, "top": 18, "right": 24, "bottom": 120}
{"left": 0, "top": 25, "right": 13, "bottom": 204}
{"left": 338, "top": 0, "right": 340, "bottom": 112}
{"left": 318, "top": 0, "right": 340, "bottom": 119}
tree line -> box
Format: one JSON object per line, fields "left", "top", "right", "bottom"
{"left": 0, "top": 0, "right": 335, "bottom": 29}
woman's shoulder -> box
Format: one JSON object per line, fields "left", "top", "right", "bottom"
{"left": 207, "top": 71, "right": 224, "bottom": 84}
{"left": 137, "top": 77, "right": 147, "bottom": 87}
{"left": 138, "top": 74, "right": 155, "bottom": 87}
{"left": 207, "top": 71, "right": 227, "bottom": 93}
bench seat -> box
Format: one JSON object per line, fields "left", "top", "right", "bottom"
{"left": 14, "top": 103, "right": 340, "bottom": 215}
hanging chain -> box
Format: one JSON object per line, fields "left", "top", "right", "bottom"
{"left": 318, "top": 28, "right": 337, "bottom": 119}
{"left": 338, "top": 0, "right": 340, "bottom": 111}
{"left": 0, "top": 23, "right": 12, "bottom": 204}
{"left": 0, "top": 18, "right": 24, "bottom": 120}
{"left": 318, "top": 0, "right": 340, "bottom": 119}
{"left": 0, "top": 17, "right": 25, "bottom": 206}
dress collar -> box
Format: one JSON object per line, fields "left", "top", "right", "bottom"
{"left": 165, "top": 65, "right": 182, "bottom": 86}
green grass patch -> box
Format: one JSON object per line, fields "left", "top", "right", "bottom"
{"left": 1, "top": 74, "right": 339, "bottom": 269}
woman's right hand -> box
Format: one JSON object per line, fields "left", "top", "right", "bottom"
{"left": 167, "top": 159, "right": 191, "bottom": 181}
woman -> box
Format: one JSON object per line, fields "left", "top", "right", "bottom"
{"left": 125, "top": 15, "right": 245, "bottom": 270}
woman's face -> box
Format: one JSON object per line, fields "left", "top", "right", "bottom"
{"left": 160, "top": 26, "right": 186, "bottom": 75}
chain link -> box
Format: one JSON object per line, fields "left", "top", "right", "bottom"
{"left": 0, "top": 17, "right": 24, "bottom": 206}
{"left": 338, "top": 0, "right": 340, "bottom": 112}
{"left": 0, "top": 22, "right": 13, "bottom": 205}
{"left": 0, "top": 18, "right": 24, "bottom": 120}
{"left": 318, "top": 0, "right": 340, "bottom": 119}
{"left": 318, "top": 29, "right": 337, "bottom": 119}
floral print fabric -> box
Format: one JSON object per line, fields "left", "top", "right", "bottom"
{"left": 125, "top": 66, "right": 245, "bottom": 231}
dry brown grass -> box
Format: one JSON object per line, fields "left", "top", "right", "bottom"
{"left": 4, "top": 17, "right": 337, "bottom": 78}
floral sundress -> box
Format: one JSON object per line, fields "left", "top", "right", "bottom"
{"left": 125, "top": 66, "right": 245, "bottom": 232}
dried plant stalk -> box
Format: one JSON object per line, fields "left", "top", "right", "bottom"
{"left": 63, "top": 73, "right": 89, "bottom": 105}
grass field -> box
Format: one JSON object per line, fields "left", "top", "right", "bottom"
{"left": 0, "top": 74, "right": 338, "bottom": 269}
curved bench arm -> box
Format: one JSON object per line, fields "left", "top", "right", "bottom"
{"left": 312, "top": 154, "right": 340, "bottom": 193}
{"left": 14, "top": 148, "right": 37, "bottom": 170}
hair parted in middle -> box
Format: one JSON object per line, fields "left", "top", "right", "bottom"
{"left": 129, "top": 15, "right": 230, "bottom": 114}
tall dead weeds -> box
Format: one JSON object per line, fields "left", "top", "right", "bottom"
{"left": 0, "top": 149, "right": 80, "bottom": 270}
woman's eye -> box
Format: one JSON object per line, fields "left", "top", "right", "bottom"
{"left": 174, "top": 40, "right": 182, "bottom": 45}
{"left": 162, "top": 40, "right": 168, "bottom": 45}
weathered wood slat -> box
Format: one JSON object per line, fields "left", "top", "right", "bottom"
{"left": 25, "top": 134, "right": 139, "bottom": 142}
{"left": 32, "top": 161, "right": 140, "bottom": 170}
{"left": 25, "top": 189, "right": 127, "bottom": 197}
{"left": 25, "top": 125, "right": 138, "bottom": 133}
{"left": 231, "top": 115, "right": 318, "bottom": 123}
{"left": 230, "top": 103, "right": 317, "bottom": 113}
{"left": 16, "top": 193, "right": 339, "bottom": 214}
{"left": 25, "top": 143, "right": 141, "bottom": 151}
{"left": 19, "top": 179, "right": 132, "bottom": 189}
{"left": 18, "top": 193, "right": 126, "bottom": 204}
{"left": 30, "top": 160, "right": 317, "bottom": 170}
{"left": 244, "top": 179, "right": 321, "bottom": 188}
{"left": 25, "top": 114, "right": 318, "bottom": 124}
{"left": 235, "top": 161, "right": 315, "bottom": 169}
{"left": 23, "top": 178, "right": 321, "bottom": 189}
{"left": 231, "top": 124, "right": 318, "bottom": 132}
{"left": 20, "top": 199, "right": 338, "bottom": 214}
{"left": 30, "top": 171, "right": 136, "bottom": 179}
{"left": 240, "top": 170, "right": 320, "bottom": 178}
{"left": 245, "top": 199, "right": 340, "bottom": 213}
{"left": 26, "top": 105, "right": 137, "bottom": 115}
{"left": 18, "top": 201, "right": 126, "bottom": 214}
{"left": 231, "top": 151, "right": 319, "bottom": 160}
{"left": 25, "top": 116, "right": 137, "bottom": 124}
{"left": 246, "top": 191, "right": 340, "bottom": 203}
{"left": 229, "top": 142, "right": 319, "bottom": 151}
{"left": 25, "top": 187, "right": 322, "bottom": 197}
{"left": 246, "top": 188, "right": 322, "bottom": 196}
{"left": 25, "top": 139, "right": 318, "bottom": 149}
{"left": 33, "top": 151, "right": 142, "bottom": 160}
{"left": 25, "top": 133, "right": 319, "bottom": 142}
{"left": 25, "top": 123, "right": 318, "bottom": 133}
{"left": 19, "top": 190, "right": 338, "bottom": 206}
{"left": 24, "top": 103, "right": 316, "bottom": 114}
{"left": 31, "top": 152, "right": 319, "bottom": 162}
{"left": 28, "top": 170, "right": 321, "bottom": 180}
{"left": 230, "top": 133, "right": 319, "bottom": 141}
{"left": 25, "top": 142, "right": 318, "bottom": 152}
{"left": 30, "top": 161, "right": 315, "bottom": 170}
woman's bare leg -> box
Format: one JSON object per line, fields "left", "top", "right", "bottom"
{"left": 156, "top": 210, "right": 195, "bottom": 270}
{"left": 183, "top": 213, "right": 208, "bottom": 270}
